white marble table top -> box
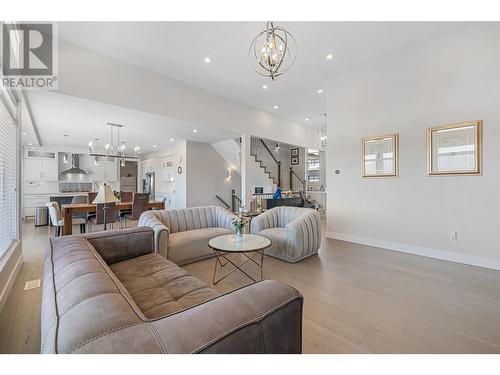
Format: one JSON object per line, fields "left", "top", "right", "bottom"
{"left": 208, "top": 234, "right": 271, "bottom": 253}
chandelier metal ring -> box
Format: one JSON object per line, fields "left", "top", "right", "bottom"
{"left": 249, "top": 22, "right": 297, "bottom": 80}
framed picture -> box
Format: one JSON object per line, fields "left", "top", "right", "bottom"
{"left": 291, "top": 156, "right": 299, "bottom": 166}
{"left": 291, "top": 148, "right": 299, "bottom": 157}
{"left": 427, "top": 121, "right": 482, "bottom": 176}
{"left": 361, "top": 133, "right": 398, "bottom": 177}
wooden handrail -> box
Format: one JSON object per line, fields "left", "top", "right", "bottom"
{"left": 215, "top": 195, "right": 230, "bottom": 209}
{"left": 290, "top": 167, "right": 305, "bottom": 192}
{"left": 258, "top": 139, "right": 281, "bottom": 186}
{"left": 259, "top": 139, "right": 279, "bottom": 165}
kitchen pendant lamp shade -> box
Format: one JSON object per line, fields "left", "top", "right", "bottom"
{"left": 92, "top": 184, "right": 118, "bottom": 204}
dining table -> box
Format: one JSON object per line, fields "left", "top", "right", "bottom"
{"left": 60, "top": 200, "right": 165, "bottom": 236}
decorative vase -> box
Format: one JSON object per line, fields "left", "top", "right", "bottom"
{"left": 235, "top": 225, "right": 244, "bottom": 240}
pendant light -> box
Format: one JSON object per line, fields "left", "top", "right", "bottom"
{"left": 63, "top": 135, "right": 69, "bottom": 164}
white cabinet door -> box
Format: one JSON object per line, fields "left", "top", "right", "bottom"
{"left": 92, "top": 163, "right": 105, "bottom": 181}
{"left": 92, "top": 161, "right": 118, "bottom": 182}
{"left": 105, "top": 161, "right": 118, "bottom": 182}
{"left": 166, "top": 194, "right": 175, "bottom": 208}
{"left": 41, "top": 159, "right": 59, "bottom": 181}
{"left": 24, "top": 194, "right": 51, "bottom": 217}
{"left": 24, "top": 159, "right": 42, "bottom": 180}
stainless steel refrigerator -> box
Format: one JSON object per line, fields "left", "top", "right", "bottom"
{"left": 143, "top": 172, "right": 155, "bottom": 199}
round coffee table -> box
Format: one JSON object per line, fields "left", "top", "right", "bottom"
{"left": 208, "top": 234, "right": 271, "bottom": 285}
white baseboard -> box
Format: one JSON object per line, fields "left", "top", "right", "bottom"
{"left": 325, "top": 231, "right": 500, "bottom": 271}
{"left": 0, "top": 242, "right": 23, "bottom": 314}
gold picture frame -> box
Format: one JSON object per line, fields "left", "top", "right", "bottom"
{"left": 427, "top": 120, "right": 482, "bottom": 176}
{"left": 361, "top": 133, "right": 399, "bottom": 178}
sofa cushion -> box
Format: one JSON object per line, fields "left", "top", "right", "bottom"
{"left": 169, "top": 227, "right": 234, "bottom": 265}
{"left": 258, "top": 227, "right": 287, "bottom": 259}
{"left": 109, "top": 253, "right": 220, "bottom": 319}
{"left": 42, "top": 236, "right": 160, "bottom": 354}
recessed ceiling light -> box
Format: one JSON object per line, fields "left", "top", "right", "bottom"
{"left": 21, "top": 131, "right": 27, "bottom": 136}
{"left": 273, "top": 105, "right": 278, "bottom": 110}
{"left": 305, "top": 118, "right": 310, "bottom": 122}
{"left": 317, "top": 89, "right": 323, "bottom": 94}
{"left": 28, "top": 143, "right": 33, "bottom": 146}
{"left": 262, "top": 84, "right": 268, "bottom": 90}
{"left": 193, "top": 129, "right": 198, "bottom": 133}
{"left": 153, "top": 145, "right": 157, "bottom": 148}
{"left": 326, "top": 54, "right": 333, "bottom": 60}
{"left": 204, "top": 57, "right": 211, "bottom": 63}
{"left": 170, "top": 138, "right": 174, "bottom": 142}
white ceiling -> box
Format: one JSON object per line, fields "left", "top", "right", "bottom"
{"left": 58, "top": 21, "right": 464, "bottom": 128}
{"left": 24, "top": 90, "right": 239, "bottom": 153}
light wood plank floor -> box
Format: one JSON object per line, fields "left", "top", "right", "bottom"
{"left": 1, "top": 219, "right": 500, "bottom": 353}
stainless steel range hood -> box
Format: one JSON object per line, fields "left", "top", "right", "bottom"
{"left": 61, "top": 154, "right": 88, "bottom": 175}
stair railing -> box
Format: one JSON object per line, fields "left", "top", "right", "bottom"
{"left": 289, "top": 167, "right": 306, "bottom": 193}
{"left": 231, "top": 189, "right": 242, "bottom": 212}
{"left": 249, "top": 137, "right": 281, "bottom": 187}
{"left": 216, "top": 195, "right": 230, "bottom": 209}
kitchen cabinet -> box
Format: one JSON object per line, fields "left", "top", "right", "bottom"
{"left": 24, "top": 194, "right": 52, "bottom": 217}
{"left": 92, "top": 160, "right": 118, "bottom": 182}
{"left": 161, "top": 158, "right": 175, "bottom": 182}
{"left": 24, "top": 158, "right": 58, "bottom": 181}
{"left": 165, "top": 193, "right": 175, "bottom": 209}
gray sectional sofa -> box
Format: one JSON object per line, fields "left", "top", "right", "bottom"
{"left": 138, "top": 206, "right": 236, "bottom": 265}
{"left": 41, "top": 227, "right": 303, "bottom": 354}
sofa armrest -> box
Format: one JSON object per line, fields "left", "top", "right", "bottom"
{"left": 250, "top": 209, "right": 276, "bottom": 233}
{"left": 82, "top": 227, "right": 155, "bottom": 264}
{"left": 150, "top": 280, "right": 303, "bottom": 353}
{"left": 285, "top": 210, "right": 322, "bottom": 258}
{"left": 215, "top": 206, "right": 237, "bottom": 231}
{"left": 138, "top": 211, "right": 170, "bottom": 258}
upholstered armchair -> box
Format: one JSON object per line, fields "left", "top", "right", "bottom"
{"left": 139, "top": 206, "right": 236, "bottom": 265}
{"left": 251, "top": 206, "right": 321, "bottom": 263}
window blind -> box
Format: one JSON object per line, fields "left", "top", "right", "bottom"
{"left": 0, "top": 85, "right": 18, "bottom": 258}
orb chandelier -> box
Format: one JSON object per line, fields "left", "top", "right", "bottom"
{"left": 249, "top": 22, "right": 297, "bottom": 80}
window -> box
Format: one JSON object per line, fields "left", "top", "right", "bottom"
{"left": 0, "top": 85, "right": 18, "bottom": 258}
{"left": 307, "top": 157, "right": 319, "bottom": 170}
{"left": 307, "top": 149, "right": 321, "bottom": 184}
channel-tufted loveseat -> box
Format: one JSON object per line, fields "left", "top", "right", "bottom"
{"left": 251, "top": 206, "right": 321, "bottom": 263}
{"left": 138, "top": 206, "right": 236, "bottom": 265}
{"left": 41, "top": 227, "right": 303, "bottom": 353}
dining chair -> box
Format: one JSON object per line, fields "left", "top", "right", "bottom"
{"left": 87, "top": 191, "right": 98, "bottom": 224}
{"left": 71, "top": 195, "right": 88, "bottom": 234}
{"left": 46, "top": 201, "right": 86, "bottom": 237}
{"left": 120, "top": 191, "right": 133, "bottom": 202}
{"left": 118, "top": 191, "right": 133, "bottom": 219}
{"left": 121, "top": 193, "right": 149, "bottom": 228}
{"left": 89, "top": 202, "right": 118, "bottom": 232}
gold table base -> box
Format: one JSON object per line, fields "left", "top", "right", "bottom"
{"left": 212, "top": 249, "right": 265, "bottom": 285}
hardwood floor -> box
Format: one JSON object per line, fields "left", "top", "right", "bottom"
{"left": 1, "top": 218, "right": 500, "bottom": 353}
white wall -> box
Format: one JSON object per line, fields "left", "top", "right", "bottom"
{"left": 186, "top": 141, "right": 241, "bottom": 208}
{"left": 56, "top": 39, "right": 318, "bottom": 149}
{"left": 326, "top": 23, "right": 500, "bottom": 269}
{"left": 212, "top": 138, "right": 274, "bottom": 194}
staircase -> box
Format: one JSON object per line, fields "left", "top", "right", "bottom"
{"left": 250, "top": 137, "right": 281, "bottom": 187}
{"left": 211, "top": 138, "right": 276, "bottom": 193}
